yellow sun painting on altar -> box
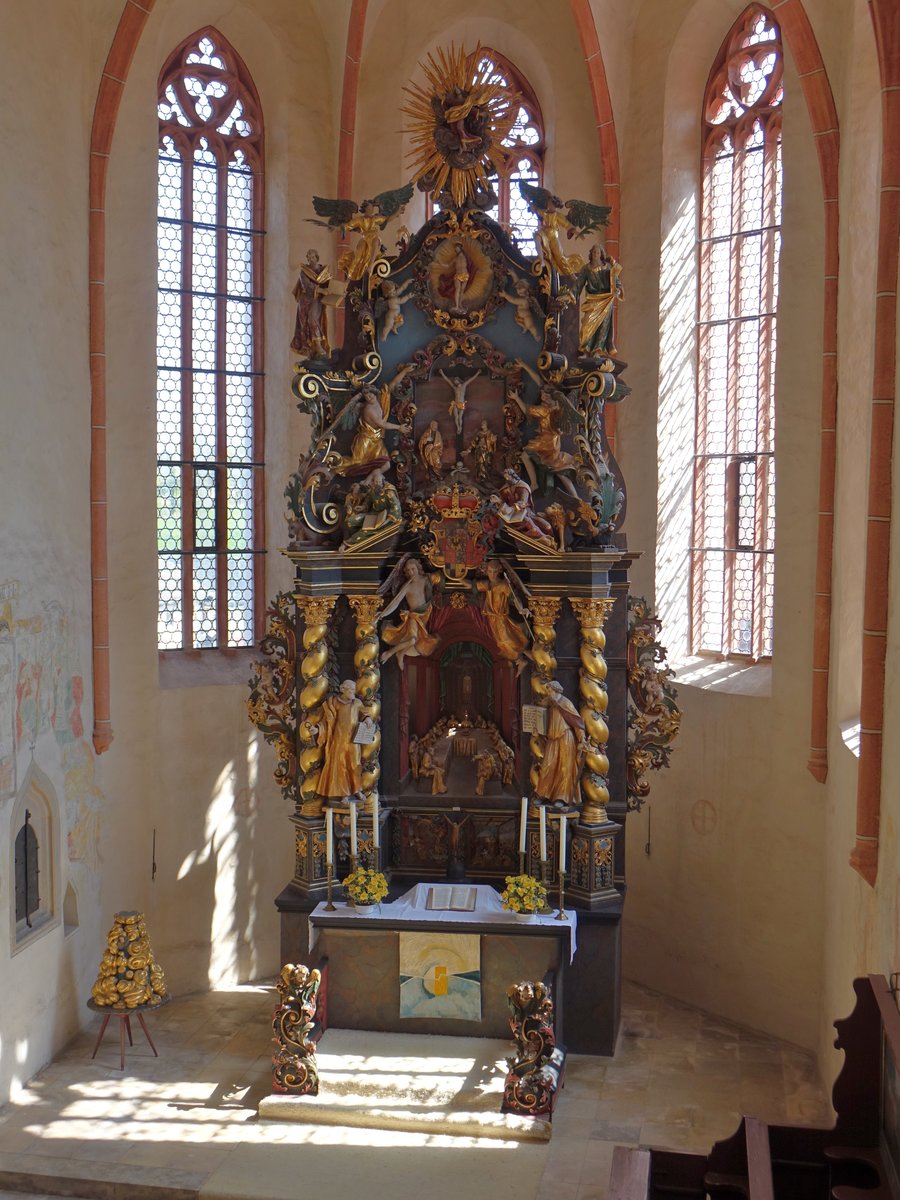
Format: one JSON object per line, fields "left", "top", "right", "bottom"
{"left": 402, "top": 44, "right": 518, "bottom": 208}
{"left": 398, "top": 932, "right": 481, "bottom": 1020}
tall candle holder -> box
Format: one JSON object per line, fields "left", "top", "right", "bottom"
{"left": 325, "top": 862, "right": 336, "bottom": 911}
{"left": 349, "top": 853, "right": 359, "bottom": 873}
{"left": 518, "top": 850, "right": 526, "bottom": 875}
{"left": 556, "top": 870, "right": 568, "bottom": 920}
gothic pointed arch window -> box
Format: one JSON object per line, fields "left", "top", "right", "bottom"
{"left": 156, "top": 30, "right": 265, "bottom": 652}
{"left": 436, "top": 50, "right": 544, "bottom": 256}
{"left": 692, "top": 6, "right": 782, "bottom": 659}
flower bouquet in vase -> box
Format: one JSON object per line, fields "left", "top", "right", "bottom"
{"left": 344, "top": 868, "right": 388, "bottom": 914}
{"left": 501, "top": 874, "right": 548, "bottom": 922}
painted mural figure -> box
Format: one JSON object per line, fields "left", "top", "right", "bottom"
{"left": 316, "top": 680, "right": 365, "bottom": 800}
{"left": 534, "top": 681, "right": 585, "bottom": 806}
{"left": 576, "top": 244, "right": 623, "bottom": 356}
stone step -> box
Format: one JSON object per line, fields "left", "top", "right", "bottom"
{"left": 0, "top": 1171, "right": 198, "bottom": 1199}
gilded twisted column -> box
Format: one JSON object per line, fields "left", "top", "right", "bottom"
{"left": 296, "top": 595, "right": 338, "bottom": 816}
{"left": 571, "top": 598, "right": 616, "bottom": 823}
{"left": 529, "top": 597, "right": 561, "bottom": 794}
{"left": 349, "top": 596, "right": 383, "bottom": 813}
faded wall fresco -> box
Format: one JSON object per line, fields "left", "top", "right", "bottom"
{"left": 0, "top": 580, "right": 102, "bottom": 870}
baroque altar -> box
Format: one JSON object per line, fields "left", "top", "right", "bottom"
{"left": 249, "top": 47, "right": 678, "bottom": 1054}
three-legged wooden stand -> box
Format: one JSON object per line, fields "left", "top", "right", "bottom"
{"left": 88, "top": 1000, "right": 161, "bottom": 1070}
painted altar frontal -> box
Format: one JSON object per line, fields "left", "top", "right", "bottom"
{"left": 248, "top": 46, "right": 679, "bottom": 1054}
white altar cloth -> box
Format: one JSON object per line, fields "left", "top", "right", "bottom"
{"left": 309, "top": 882, "right": 577, "bottom": 962}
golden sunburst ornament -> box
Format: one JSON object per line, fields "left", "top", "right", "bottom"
{"left": 402, "top": 44, "right": 517, "bottom": 209}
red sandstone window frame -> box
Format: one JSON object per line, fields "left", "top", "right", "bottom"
{"left": 156, "top": 29, "right": 266, "bottom": 655}
{"left": 691, "top": 6, "right": 782, "bottom": 661}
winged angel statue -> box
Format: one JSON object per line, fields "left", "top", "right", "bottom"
{"left": 518, "top": 181, "right": 610, "bottom": 277}
{"left": 308, "top": 183, "right": 414, "bottom": 280}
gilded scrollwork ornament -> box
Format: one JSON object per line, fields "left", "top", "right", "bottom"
{"left": 626, "top": 596, "right": 681, "bottom": 811}
{"left": 248, "top": 593, "right": 300, "bottom": 806}
{"left": 271, "top": 964, "right": 322, "bottom": 1095}
{"left": 502, "top": 980, "right": 565, "bottom": 1117}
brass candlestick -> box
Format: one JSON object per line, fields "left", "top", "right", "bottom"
{"left": 349, "top": 853, "right": 359, "bottom": 872}
{"left": 540, "top": 857, "right": 550, "bottom": 885}
{"left": 556, "top": 869, "right": 568, "bottom": 920}
{"left": 518, "top": 850, "right": 526, "bottom": 874}
{"left": 325, "top": 863, "right": 336, "bottom": 911}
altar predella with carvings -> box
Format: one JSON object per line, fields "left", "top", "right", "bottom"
{"left": 248, "top": 46, "right": 679, "bottom": 1053}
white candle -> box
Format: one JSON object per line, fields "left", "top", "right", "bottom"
{"left": 349, "top": 800, "right": 358, "bottom": 857}
{"left": 558, "top": 815, "right": 566, "bottom": 875}
{"left": 539, "top": 804, "right": 547, "bottom": 861}
{"left": 519, "top": 796, "right": 528, "bottom": 854}
{"left": 325, "top": 807, "right": 333, "bottom": 865}
{"left": 372, "top": 795, "right": 380, "bottom": 849}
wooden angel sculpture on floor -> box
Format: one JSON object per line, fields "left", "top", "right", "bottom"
{"left": 518, "top": 181, "right": 610, "bottom": 278}
{"left": 576, "top": 243, "right": 624, "bottom": 357}
{"left": 291, "top": 248, "right": 332, "bottom": 360}
{"left": 534, "top": 681, "right": 586, "bottom": 807}
{"left": 308, "top": 183, "right": 414, "bottom": 281}
{"left": 320, "top": 364, "right": 414, "bottom": 476}
{"left": 378, "top": 555, "right": 440, "bottom": 669}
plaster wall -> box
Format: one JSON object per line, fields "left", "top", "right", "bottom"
{"left": 0, "top": 2, "right": 111, "bottom": 1102}
{"left": 618, "top": 0, "right": 828, "bottom": 1051}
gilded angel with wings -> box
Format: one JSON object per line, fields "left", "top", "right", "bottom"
{"left": 316, "top": 364, "right": 414, "bottom": 477}
{"left": 308, "top": 183, "right": 414, "bottom": 281}
{"left": 517, "top": 181, "right": 610, "bottom": 278}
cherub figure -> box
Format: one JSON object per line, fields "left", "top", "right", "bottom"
{"left": 308, "top": 184, "right": 414, "bottom": 281}
{"left": 440, "top": 368, "right": 482, "bottom": 434}
{"left": 378, "top": 555, "right": 440, "bottom": 669}
{"left": 518, "top": 181, "right": 610, "bottom": 278}
{"left": 379, "top": 278, "right": 415, "bottom": 341}
{"left": 418, "top": 420, "right": 444, "bottom": 480}
{"left": 500, "top": 277, "right": 542, "bottom": 342}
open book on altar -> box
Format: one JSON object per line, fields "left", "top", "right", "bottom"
{"left": 425, "top": 885, "right": 477, "bottom": 912}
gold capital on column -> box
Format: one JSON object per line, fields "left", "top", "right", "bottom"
{"left": 528, "top": 597, "right": 561, "bottom": 794}
{"left": 296, "top": 595, "right": 338, "bottom": 816}
{"left": 571, "top": 597, "right": 616, "bottom": 823}
{"left": 349, "top": 596, "right": 383, "bottom": 812}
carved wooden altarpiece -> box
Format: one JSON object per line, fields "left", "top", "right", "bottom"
{"left": 248, "top": 48, "right": 678, "bottom": 1053}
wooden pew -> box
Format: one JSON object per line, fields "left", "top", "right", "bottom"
{"left": 610, "top": 975, "right": 900, "bottom": 1200}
